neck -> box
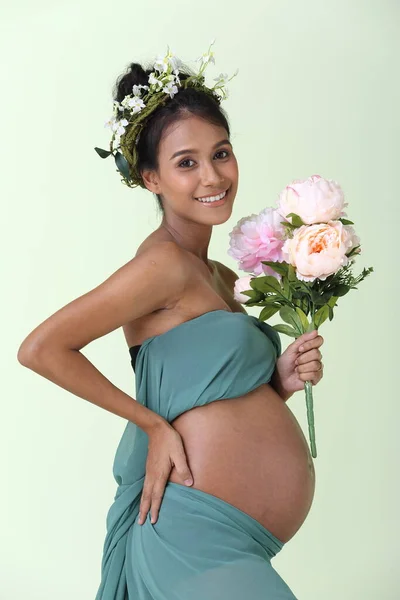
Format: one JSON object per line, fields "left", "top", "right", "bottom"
{"left": 159, "top": 215, "right": 213, "bottom": 265}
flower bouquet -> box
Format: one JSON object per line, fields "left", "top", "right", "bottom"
{"left": 228, "top": 174, "right": 373, "bottom": 458}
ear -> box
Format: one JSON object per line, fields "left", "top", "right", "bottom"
{"left": 141, "top": 169, "right": 161, "bottom": 194}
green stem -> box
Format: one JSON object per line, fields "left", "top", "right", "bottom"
{"left": 305, "top": 304, "right": 317, "bottom": 458}
{"left": 305, "top": 381, "right": 317, "bottom": 458}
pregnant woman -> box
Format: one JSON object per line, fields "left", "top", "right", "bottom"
{"left": 17, "top": 46, "right": 324, "bottom": 599}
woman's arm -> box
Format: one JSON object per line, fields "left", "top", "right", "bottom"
{"left": 17, "top": 241, "right": 188, "bottom": 433}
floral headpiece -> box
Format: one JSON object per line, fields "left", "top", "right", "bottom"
{"left": 94, "top": 41, "right": 238, "bottom": 189}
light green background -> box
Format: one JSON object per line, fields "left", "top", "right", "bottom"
{"left": 2, "top": 0, "right": 398, "bottom": 598}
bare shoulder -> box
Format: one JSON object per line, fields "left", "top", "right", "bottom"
{"left": 18, "top": 239, "right": 190, "bottom": 358}
{"left": 212, "top": 260, "right": 240, "bottom": 290}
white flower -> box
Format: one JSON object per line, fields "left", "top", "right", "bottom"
{"left": 111, "top": 118, "right": 129, "bottom": 137}
{"left": 148, "top": 72, "right": 163, "bottom": 88}
{"left": 214, "top": 72, "right": 229, "bottom": 86}
{"left": 132, "top": 84, "right": 149, "bottom": 96}
{"left": 112, "top": 100, "right": 123, "bottom": 117}
{"left": 104, "top": 115, "right": 117, "bottom": 130}
{"left": 199, "top": 51, "right": 215, "bottom": 65}
{"left": 197, "top": 39, "right": 216, "bottom": 66}
{"left": 129, "top": 97, "right": 146, "bottom": 114}
{"left": 154, "top": 50, "right": 181, "bottom": 73}
{"left": 233, "top": 275, "right": 254, "bottom": 303}
{"left": 153, "top": 55, "right": 167, "bottom": 73}
{"left": 174, "top": 69, "right": 181, "bottom": 85}
{"left": 168, "top": 54, "right": 181, "bottom": 71}
{"left": 163, "top": 81, "right": 179, "bottom": 98}
{"left": 121, "top": 95, "right": 146, "bottom": 114}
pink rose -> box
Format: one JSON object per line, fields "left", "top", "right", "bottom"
{"left": 277, "top": 174, "right": 347, "bottom": 225}
{"left": 282, "top": 221, "right": 361, "bottom": 282}
{"left": 233, "top": 275, "right": 254, "bottom": 303}
{"left": 228, "top": 207, "right": 287, "bottom": 277}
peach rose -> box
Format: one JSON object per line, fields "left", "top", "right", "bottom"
{"left": 277, "top": 174, "right": 347, "bottom": 225}
{"left": 282, "top": 221, "right": 361, "bottom": 282}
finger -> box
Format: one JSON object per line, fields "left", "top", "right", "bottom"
{"left": 296, "top": 360, "right": 321, "bottom": 374}
{"left": 138, "top": 484, "right": 153, "bottom": 525}
{"left": 173, "top": 448, "right": 193, "bottom": 486}
{"left": 298, "top": 370, "right": 320, "bottom": 385}
{"left": 296, "top": 330, "right": 318, "bottom": 349}
{"left": 149, "top": 481, "right": 168, "bottom": 524}
{"left": 295, "top": 348, "right": 322, "bottom": 365}
{"left": 298, "top": 334, "right": 324, "bottom": 353}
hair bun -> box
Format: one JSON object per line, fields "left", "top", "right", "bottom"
{"left": 113, "top": 62, "right": 150, "bottom": 103}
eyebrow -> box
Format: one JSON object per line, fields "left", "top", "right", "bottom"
{"left": 169, "top": 139, "right": 232, "bottom": 161}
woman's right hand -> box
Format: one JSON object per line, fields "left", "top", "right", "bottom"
{"left": 138, "top": 421, "right": 194, "bottom": 526}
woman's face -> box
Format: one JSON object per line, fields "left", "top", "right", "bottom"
{"left": 142, "top": 114, "right": 239, "bottom": 225}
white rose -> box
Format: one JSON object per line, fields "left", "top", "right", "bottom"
{"left": 233, "top": 275, "right": 254, "bottom": 303}
{"left": 277, "top": 174, "right": 346, "bottom": 225}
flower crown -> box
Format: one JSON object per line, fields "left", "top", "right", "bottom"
{"left": 94, "top": 41, "right": 238, "bottom": 189}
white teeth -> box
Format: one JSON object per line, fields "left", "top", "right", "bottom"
{"left": 195, "top": 190, "right": 227, "bottom": 203}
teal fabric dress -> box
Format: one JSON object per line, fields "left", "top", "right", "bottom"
{"left": 95, "top": 309, "right": 298, "bottom": 599}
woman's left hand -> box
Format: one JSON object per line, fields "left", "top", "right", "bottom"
{"left": 271, "top": 330, "right": 324, "bottom": 401}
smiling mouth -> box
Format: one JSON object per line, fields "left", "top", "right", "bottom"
{"left": 194, "top": 188, "right": 230, "bottom": 203}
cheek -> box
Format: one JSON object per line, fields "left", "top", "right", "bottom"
{"left": 166, "top": 169, "right": 195, "bottom": 189}
{"left": 227, "top": 157, "right": 239, "bottom": 181}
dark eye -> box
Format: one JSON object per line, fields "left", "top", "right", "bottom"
{"left": 215, "top": 150, "right": 230, "bottom": 159}
{"left": 178, "top": 149, "right": 231, "bottom": 169}
{"left": 178, "top": 158, "right": 195, "bottom": 168}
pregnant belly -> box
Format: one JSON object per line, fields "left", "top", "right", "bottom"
{"left": 168, "top": 383, "right": 316, "bottom": 544}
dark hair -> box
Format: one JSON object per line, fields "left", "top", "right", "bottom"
{"left": 113, "top": 62, "right": 231, "bottom": 214}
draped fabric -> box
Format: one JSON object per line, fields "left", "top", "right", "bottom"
{"left": 94, "top": 311, "right": 298, "bottom": 599}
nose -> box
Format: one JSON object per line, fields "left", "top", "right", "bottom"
{"left": 200, "top": 160, "right": 225, "bottom": 187}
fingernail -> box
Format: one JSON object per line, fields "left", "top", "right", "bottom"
{"left": 184, "top": 479, "right": 193, "bottom": 486}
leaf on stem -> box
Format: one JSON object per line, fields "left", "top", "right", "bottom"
{"left": 272, "top": 324, "right": 298, "bottom": 338}
{"left": 94, "top": 147, "right": 112, "bottom": 158}
{"left": 279, "top": 306, "right": 303, "bottom": 335}
{"left": 114, "top": 151, "right": 131, "bottom": 181}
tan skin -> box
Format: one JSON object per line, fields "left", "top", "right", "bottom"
{"left": 123, "top": 115, "right": 323, "bottom": 540}
{"left": 18, "top": 114, "right": 324, "bottom": 544}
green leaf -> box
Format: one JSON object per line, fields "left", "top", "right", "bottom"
{"left": 314, "top": 305, "right": 330, "bottom": 328}
{"left": 251, "top": 275, "right": 283, "bottom": 295}
{"left": 346, "top": 245, "right": 361, "bottom": 258}
{"left": 272, "top": 324, "right": 299, "bottom": 338}
{"left": 287, "top": 264, "right": 298, "bottom": 282}
{"left": 260, "top": 296, "right": 282, "bottom": 305}
{"left": 338, "top": 218, "right": 354, "bottom": 225}
{"left": 292, "top": 297, "right": 309, "bottom": 315}
{"left": 259, "top": 304, "right": 280, "bottom": 320}
{"left": 260, "top": 261, "right": 288, "bottom": 277}
{"left": 281, "top": 220, "right": 297, "bottom": 231}
{"left": 327, "top": 296, "right": 338, "bottom": 308}
{"left": 286, "top": 212, "right": 306, "bottom": 227}
{"left": 282, "top": 276, "right": 291, "bottom": 300}
{"left": 241, "top": 289, "right": 258, "bottom": 299}
{"left": 115, "top": 151, "right": 131, "bottom": 181}
{"left": 279, "top": 306, "right": 303, "bottom": 334}
{"left": 94, "top": 147, "right": 112, "bottom": 158}
{"left": 295, "top": 307, "right": 310, "bottom": 331}
{"left": 333, "top": 284, "right": 350, "bottom": 297}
